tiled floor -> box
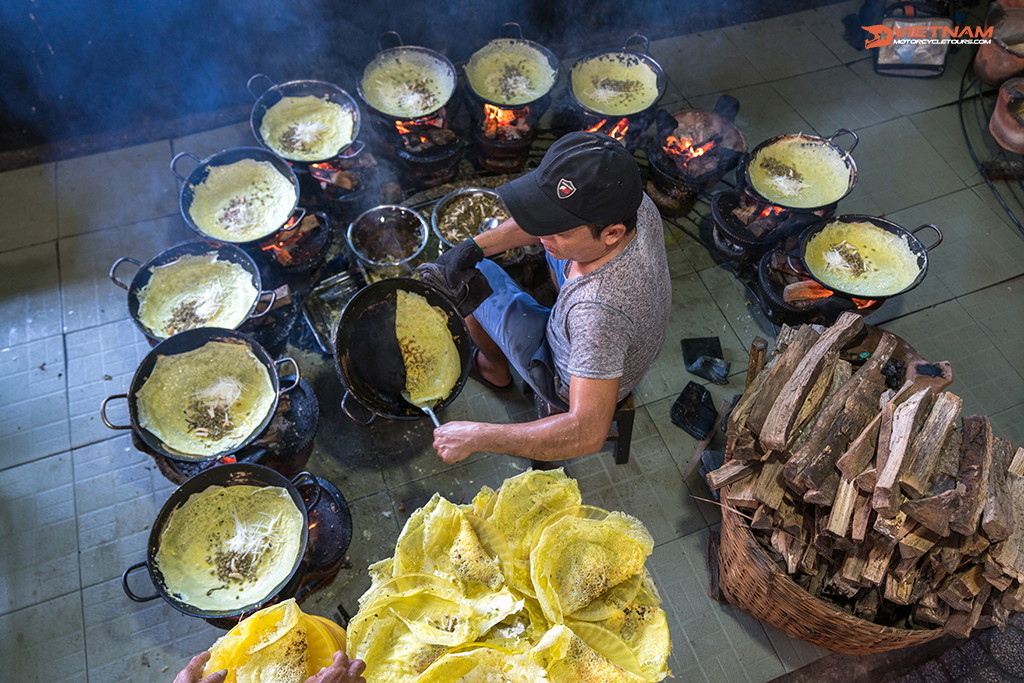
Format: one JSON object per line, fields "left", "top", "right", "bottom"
{"left": 3, "top": 2, "right": 1024, "bottom": 681}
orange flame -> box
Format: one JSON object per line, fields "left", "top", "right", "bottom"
{"left": 483, "top": 103, "right": 529, "bottom": 138}
{"left": 664, "top": 134, "right": 717, "bottom": 162}
{"left": 585, "top": 117, "right": 630, "bottom": 140}
{"left": 757, "top": 205, "right": 785, "bottom": 219}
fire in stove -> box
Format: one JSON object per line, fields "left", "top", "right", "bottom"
{"left": 393, "top": 113, "right": 459, "bottom": 154}
{"left": 585, "top": 116, "right": 631, "bottom": 142}
{"left": 258, "top": 212, "right": 330, "bottom": 270}
{"left": 482, "top": 103, "right": 533, "bottom": 141}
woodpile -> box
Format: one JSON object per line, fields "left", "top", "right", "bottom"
{"left": 710, "top": 312, "right": 1024, "bottom": 640}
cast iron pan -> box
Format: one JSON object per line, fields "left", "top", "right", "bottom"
{"left": 332, "top": 278, "right": 471, "bottom": 424}
{"left": 121, "top": 462, "right": 319, "bottom": 621}
{"left": 99, "top": 327, "right": 300, "bottom": 461}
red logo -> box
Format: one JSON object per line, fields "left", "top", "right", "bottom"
{"left": 556, "top": 178, "right": 576, "bottom": 199}
{"left": 863, "top": 25, "right": 893, "bottom": 49}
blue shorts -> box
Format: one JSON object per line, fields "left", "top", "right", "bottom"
{"left": 472, "top": 256, "right": 569, "bottom": 410}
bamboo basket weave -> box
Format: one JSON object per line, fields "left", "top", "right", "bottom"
{"left": 717, "top": 488, "right": 947, "bottom": 654}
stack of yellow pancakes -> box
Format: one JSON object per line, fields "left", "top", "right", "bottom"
{"left": 347, "top": 469, "right": 672, "bottom": 682}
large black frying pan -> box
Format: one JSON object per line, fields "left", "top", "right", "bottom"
{"left": 170, "top": 146, "right": 303, "bottom": 245}
{"left": 332, "top": 278, "right": 470, "bottom": 425}
{"left": 799, "top": 214, "right": 943, "bottom": 299}
{"left": 100, "top": 327, "right": 299, "bottom": 461}
{"left": 121, "top": 463, "right": 319, "bottom": 622}
{"left": 108, "top": 239, "right": 275, "bottom": 346}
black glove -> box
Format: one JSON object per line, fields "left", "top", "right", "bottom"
{"left": 415, "top": 239, "right": 493, "bottom": 317}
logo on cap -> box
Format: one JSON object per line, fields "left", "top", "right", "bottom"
{"left": 556, "top": 178, "right": 576, "bottom": 199}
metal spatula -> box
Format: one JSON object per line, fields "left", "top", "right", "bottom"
{"left": 402, "top": 390, "right": 441, "bottom": 427}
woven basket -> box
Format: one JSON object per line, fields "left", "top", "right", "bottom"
{"left": 717, "top": 489, "right": 947, "bottom": 654}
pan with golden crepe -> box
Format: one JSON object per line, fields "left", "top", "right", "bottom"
{"left": 100, "top": 327, "right": 300, "bottom": 461}
{"left": 801, "top": 215, "right": 942, "bottom": 299}
{"left": 358, "top": 32, "right": 456, "bottom": 119}
{"left": 464, "top": 23, "right": 559, "bottom": 107}
{"left": 743, "top": 129, "right": 858, "bottom": 211}
{"left": 569, "top": 34, "right": 666, "bottom": 117}
{"left": 121, "top": 463, "right": 318, "bottom": 620}
{"left": 109, "top": 240, "right": 274, "bottom": 345}
{"left": 248, "top": 74, "right": 361, "bottom": 163}
{"left": 172, "top": 146, "right": 301, "bottom": 244}
{"left": 332, "top": 278, "right": 469, "bottom": 424}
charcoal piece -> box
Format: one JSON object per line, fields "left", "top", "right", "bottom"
{"left": 670, "top": 381, "right": 718, "bottom": 440}
{"left": 682, "top": 337, "right": 731, "bottom": 384}
{"left": 881, "top": 358, "right": 906, "bottom": 390}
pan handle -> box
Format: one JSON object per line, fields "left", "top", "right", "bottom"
{"left": 339, "top": 140, "right": 366, "bottom": 158}
{"left": 377, "top": 30, "right": 403, "bottom": 51}
{"left": 623, "top": 33, "right": 650, "bottom": 54}
{"left": 108, "top": 257, "right": 142, "bottom": 290}
{"left": 911, "top": 224, "right": 943, "bottom": 251}
{"left": 341, "top": 389, "right": 376, "bottom": 426}
{"left": 246, "top": 73, "right": 275, "bottom": 100}
{"left": 100, "top": 394, "right": 132, "bottom": 430}
{"left": 292, "top": 471, "right": 322, "bottom": 510}
{"left": 250, "top": 290, "right": 278, "bottom": 320}
{"left": 170, "top": 152, "right": 201, "bottom": 183}
{"left": 827, "top": 128, "right": 859, "bottom": 154}
{"left": 275, "top": 358, "right": 301, "bottom": 393}
{"left": 122, "top": 562, "right": 160, "bottom": 602}
{"left": 500, "top": 22, "right": 523, "bottom": 39}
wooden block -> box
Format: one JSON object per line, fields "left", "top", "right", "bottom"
{"left": 901, "top": 486, "right": 963, "bottom": 537}
{"left": 851, "top": 492, "right": 874, "bottom": 543}
{"left": 760, "top": 313, "right": 864, "bottom": 451}
{"left": 1010, "top": 447, "right": 1024, "bottom": 477}
{"left": 899, "top": 525, "right": 941, "bottom": 560}
{"left": 884, "top": 570, "right": 917, "bottom": 605}
{"left": 982, "top": 438, "right": 1017, "bottom": 542}
{"left": 784, "top": 332, "right": 900, "bottom": 495}
{"left": 978, "top": 594, "right": 1009, "bottom": 630}
{"left": 988, "top": 471, "right": 1024, "bottom": 582}
{"left": 873, "top": 509, "right": 908, "bottom": 547}
{"left": 855, "top": 588, "right": 882, "bottom": 621}
{"left": 745, "top": 336, "right": 769, "bottom": 391}
{"left": 949, "top": 415, "right": 994, "bottom": 536}
{"left": 743, "top": 325, "right": 821, "bottom": 437}
{"left": 706, "top": 460, "right": 757, "bottom": 490}
{"left": 753, "top": 460, "right": 786, "bottom": 510}
{"left": 914, "top": 592, "right": 950, "bottom": 626}
{"left": 946, "top": 584, "right": 992, "bottom": 639}
{"left": 1002, "top": 582, "right": 1024, "bottom": 611}
{"left": 725, "top": 477, "right": 759, "bottom": 510}
{"left": 938, "top": 564, "right": 987, "bottom": 611}
{"left": 873, "top": 389, "right": 930, "bottom": 518}
{"left": 826, "top": 477, "right": 859, "bottom": 538}
{"left": 836, "top": 413, "right": 881, "bottom": 481}
{"left": 794, "top": 360, "right": 853, "bottom": 438}
{"left": 900, "top": 392, "right": 963, "bottom": 498}
{"left": 862, "top": 541, "right": 895, "bottom": 586}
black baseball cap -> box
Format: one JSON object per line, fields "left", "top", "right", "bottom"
{"left": 495, "top": 131, "right": 643, "bottom": 237}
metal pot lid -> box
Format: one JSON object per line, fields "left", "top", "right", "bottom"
{"left": 358, "top": 33, "right": 456, "bottom": 119}
{"left": 465, "top": 34, "right": 559, "bottom": 106}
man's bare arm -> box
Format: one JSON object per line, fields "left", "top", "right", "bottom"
{"left": 473, "top": 217, "right": 540, "bottom": 257}
{"left": 432, "top": 375, "right": 620, "bottom": 463}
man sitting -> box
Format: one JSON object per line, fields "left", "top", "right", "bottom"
{"left": 422, "top": 131, "right": 671, "bottom": 464}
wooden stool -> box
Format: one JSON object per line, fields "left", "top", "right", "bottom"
{"left": 531, "top": 391, "right": 636, "bottom": 465}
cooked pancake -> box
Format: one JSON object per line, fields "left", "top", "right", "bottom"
{"left": 361, "top": 51, "right": 454, "bottom": 119}
{"left": 530, "top": 510, "right": 653, "bottom": 623}
{"left": 393, "top": 493, "right": 506, "bottom": 592}
{"left": 136, "top": 340, "right": 276, "bottom": 457}
{"left": 417, "top": 646, "right": 549, "bottom": 683}
{"left": 804, "top": 220, "right": 921, "bottom": 297}
{"left": 136, "top": 253, "right": 258, "bottom": 339}
{"left": 259, "top": 95, "right": 356, "bottom": 161}
{"left": 188, "top": 159, "right": 295, "bottom": 242}
{"left": 465, "top": 39, "right": 556, "bottom": 106}
{"left": 571, "top": 54, "right": 660, "bottom": 116}
{"left": 535, "top": 624, "right": 646, "bottom": 683}
{"left": 155, "top": 484, "right": 304, "bottom": 613}
{"left": 748, "top": 137, "right": 850, "bottom": 208}
{"left": 395, "top": 290, "right": 460, "bottom": 406}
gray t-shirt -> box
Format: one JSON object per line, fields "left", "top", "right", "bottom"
{"left": 547, "top": 194, "right": 671, "bottom": 402}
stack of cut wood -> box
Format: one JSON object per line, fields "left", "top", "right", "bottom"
{"left": 709, "top": 312, "right": 1024, "bottom": 639}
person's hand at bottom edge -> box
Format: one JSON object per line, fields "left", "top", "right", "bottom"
{"left": 172, "top": 652, "right": 226, "bottom": 683}
{"left": 305, "top": 650, "right": 367, "bottom": 683}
